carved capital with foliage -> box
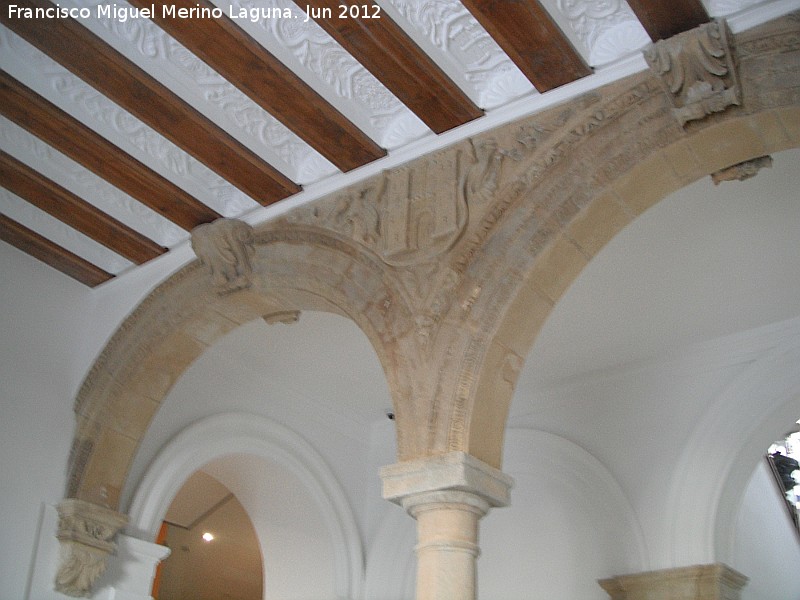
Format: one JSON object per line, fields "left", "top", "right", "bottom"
{"left": 645, "top": 19, "right": 740, "bottom": 126}
{"left": 54, "top": 499, "right": 128, "bottom": 597}
{"left": 191, "top": 218, "right": 255, "bottom": 295}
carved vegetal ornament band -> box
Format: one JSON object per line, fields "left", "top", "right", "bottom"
{"left": 645, "top": 19, "right": 741, "bottom": 127}
{"left": 191, "top": 218, "right": 255, "bottom": 295}
{"left": 54, "top": 499, "right": 128, "bottom": 597}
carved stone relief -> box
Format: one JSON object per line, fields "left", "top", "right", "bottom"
{"left": 191, "top": 218, "right": 255, "bottom": 295}
{"left": 379, "top": 150, "right": 467, "bottom": 266}
{"left": 711, "top": 155, "right": 773, "bottom": 184}
{"left": 644, "top": 19, "right": 741, "bottom": 127}
{"left": 55, "top": 499, "right": 128, "bottom": 597}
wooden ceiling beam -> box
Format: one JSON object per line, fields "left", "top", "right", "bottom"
{"left": 127, "top": 0, "right": 386, "bottom": 171}
{"left": 1, "top": 0, "right": 301, "bottom": 202}
{"left": 0, "top": 151, "right": 166, "bottom": 264}
{"left": 459, "top": 0, "right": 591, "bottom": 92}
{"left": 0, "top": 71, "right": 221, "bottom": 231}
{"left": 0, "top": 214, "right": 114, "bottom": 287}
{"left": 299, "top": 0, "right": 482, "bottom": 133}
{"left": 625, "top": 0, "right": 710, "bottom": 41}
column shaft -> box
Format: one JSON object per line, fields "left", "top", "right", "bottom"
{"left": 381, "top": 451, "right": 514, "bottom": 600}
{"left": 408, "top": 492, "right": 487, "bottom": 600}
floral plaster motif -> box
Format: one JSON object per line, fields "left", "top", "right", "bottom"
{"left": 0, "top": 188, "right": 133, "bottom": 274}
{"left": 225, "top": 0, "right": 429, "bottom": 146}
{"left": 0, "top": 116, "right": 186, "bottom": 247}
{"left": 551, "top": 0, "right": 650, "bottom": 65}
{"left": 0, "top": 26, "right": 258, "bottom": 217}
{"left": 384, "top": 0, "right": 532, "bottom": 106}
{"left": 703, "top": 0, "right": 764, "bottom": 17}
{"left": 58, "top": 0, "right": 337, "bottom": 183}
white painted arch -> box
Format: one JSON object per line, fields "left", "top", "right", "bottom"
{"left": 127, "top": 412, "right": 364, "bottom": 600}
{"left": 665, "top": 319, "right": 800, "bottom": 568}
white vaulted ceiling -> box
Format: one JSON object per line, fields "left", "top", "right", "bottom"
{"left": 0, "top": 0, "right": 790, "bottom": 285}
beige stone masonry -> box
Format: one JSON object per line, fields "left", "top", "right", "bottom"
{"left": 599, "top": 563, "right": 748, "bottom": 600}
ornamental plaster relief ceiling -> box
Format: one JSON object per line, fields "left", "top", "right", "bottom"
{"left": 0, "top": 0, "right": 794, "bottom": 285}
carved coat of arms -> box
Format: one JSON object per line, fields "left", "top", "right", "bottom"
{"left": 379, "top": 149, "right": 468, "bottom": 266}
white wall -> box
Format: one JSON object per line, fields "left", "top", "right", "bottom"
{"left": 0, "top": 243, "right": 91, "bottom": 600}
{"left": 0, "top": 236, "right": 192, "bottom": 600}
{"left": 732, "top": 461, "right": 800, "bottom": 600}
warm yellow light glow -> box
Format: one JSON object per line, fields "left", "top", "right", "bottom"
{"left": 202, "top": 532, "right": 214, "bottom": 542}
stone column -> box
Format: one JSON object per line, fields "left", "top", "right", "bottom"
{"left": 598, "top": 563, "right": 748, "bottom": 600}
{"left": 381, "top": 451, "right": 513, "bottom": 600}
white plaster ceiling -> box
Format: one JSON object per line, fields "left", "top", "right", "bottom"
{"left": 0, "top": 0, "right": 788, "bottom": 280}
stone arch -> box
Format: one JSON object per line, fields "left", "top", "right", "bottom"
{"left": 429, "top": 14, "right": 800, "bottom": 467}
{"left": 67, "top": 225, "right": 412, "bottom": 509}
{"left": 455, "top": 106, "right": 800, "bottom": 468}
{"left": 462, "top": 110, "right": 799, "bottom": 467}
{"left": 64, "top": 12, "right": 800, "bottom": 505}
{"left": 127, "top": 412, "right": 364, "bottom": 600}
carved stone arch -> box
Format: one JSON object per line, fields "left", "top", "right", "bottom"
{"left": 433, "top": 11, "right": 800, "bottom": 468}
{"left": 455, "top": 108, "right": 799, "bottom": 469}
{"left": 67, "top": 222, "right": 413, "bottom": 509}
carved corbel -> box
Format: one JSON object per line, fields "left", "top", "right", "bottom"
{"left": 711, "top": 155, "right": 773, "bottom": 184}
{"left": 263, "top": 310, "right": 301, "bottom": 325}
{"left": 54, "top": 499, "right": 128, "bottom": 597}
{"left": 644, "top": 19, "right": 741, "bottom": 127}
{"left": 191, "top": 218, "right": 255, "bottom": 295}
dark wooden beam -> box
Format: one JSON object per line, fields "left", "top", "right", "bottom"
{"left": 126, "top": 0, "right": 386, "bottom": 171}
{"left": 459, "top": 0, "right": 591, "bottom": 92}
{"left": 625, "top": 0, "right": 710, "bottom": 41}
{"left": 299, "top": 0, "right": 482, "bottom": 133}
{"left": 1, "top": 0, "right": 302, "bottom": 202}
{"left": 0, "top": 151, "right": 166, "bottom": 264}
{"left": 0, "top": 71, "right": 221, "bottom": 231}
{"left": 0, "top": 214, "right": 114, "bottom": 287}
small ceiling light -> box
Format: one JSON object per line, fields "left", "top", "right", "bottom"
{"left": 202, "top": 532, "right": 214, "bottom": 542}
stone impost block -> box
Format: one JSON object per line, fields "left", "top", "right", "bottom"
{"left": 381, "top": 451, "right": 514, "bottom": 509}
{"left": 598, "top": 563, "right": 748, "bottom": 600}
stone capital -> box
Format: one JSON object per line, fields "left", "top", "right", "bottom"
{"left": 54, "top": 499, "right": 128, "bottom": 597}
{"left": 381, "top": 451, "right": 514, "bottom": 510}
{"left": 598, "top": 563, "right": 748, "bottom": 600}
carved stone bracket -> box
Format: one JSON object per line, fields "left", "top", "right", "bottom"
{"left": 54, "top": 499, "right": 128, "bottom": 597}
{"left": 645, "top": 19, "right": 741, "bottom": 127}
{"left": 711, "top": 155, "right": 773, "bottom": 184}
{"left": 191, "top": 218, "right": 255, "bottom": 295}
